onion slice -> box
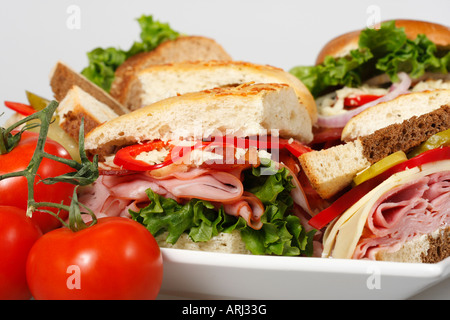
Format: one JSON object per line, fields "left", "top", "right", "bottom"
{"left": 316, "top": 72, "right": 412, "bottom": 128}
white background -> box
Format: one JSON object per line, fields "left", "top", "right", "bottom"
{"left": 0, "top": 0, "right": 449, "bottom": 299}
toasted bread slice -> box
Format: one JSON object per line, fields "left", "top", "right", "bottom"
{"left": 50, "top": 61, "right": 129, "bottom": 116}
{"left": 116, "top": 60, "right": 318, "bottom": 124}
{"left": 110, "top": 36, "right": 232, "bottom": 103}
{"left": 85, "top": 83, "right": 314, "bottom": 157}
{"left": 57, "top": 86, "right": 119, "bottom": 140}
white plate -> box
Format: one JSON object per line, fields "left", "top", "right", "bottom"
{"left": 159, "top": 248, "right": 450, "bottom": 299}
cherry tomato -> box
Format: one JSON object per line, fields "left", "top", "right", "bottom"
{"left": 26, "top": 217, "right": 163, "bottom": 300}
{"left": 0, "top": 206, "right": 42, "bottom": 300}
{"left": 0, "top": 131, "right": 76, "bottom": 233}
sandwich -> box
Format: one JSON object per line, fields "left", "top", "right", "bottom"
{"left": 50, "top": 61, "right": 129, "bottom": 116}
{"left": 109, "top": 36, "right": 232, "bottom": 105}
{"left": 318, "top": 142, "right": 449, "bottom": 263}
{"left": 290, "top": 19, "right": 450, "bottom": 147}
{"left": 300, "top": 89, "right": 450, "bottom": 199}
{"left": 80, "top": 14, "right": 232, "bottom": 98}
{"left": 56, "top": 85, "right": 120, "bottom": 141}
{"left": 4, "top": 61, "right": 127, "bottom": 141}
{"left": 300, "top": 94, "right": 450, "bottom": 263}
{"left": 112, "top": 60, "right": 317, "bottom": 124}
{"left": 79, "top": 83, "right": 321, "bottom": 256}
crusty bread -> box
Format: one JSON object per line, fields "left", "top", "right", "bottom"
{"left": 50, "top": 61, "right": 129, "bottom": 116}
{"left": 300, "top": 105, "right": 450, "bottom": 199}
{"left": 342, "top": 89, "right": 450, "bottom": 142}
{"left": 116, "top": 60, "right": 318, "bottom": 124}
{"left": 299, "top": 140, "right": 370, "bottom": 199}
{"left": 376, "top": 226, "right": 450, "bottom": 263}
{"left": 84, "top": 83, "right": 314, "bottom": 156}
{"left": 110, "top": 36, "right": 232, "bottom": 102}
{"left": 57, "top": 86, "right": 119, "bottom": 140}
{"left": 316, "top": 19, "right": 450, "bottom": 65}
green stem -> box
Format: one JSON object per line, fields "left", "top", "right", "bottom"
{"left": 42, "top": 151, "right": 83, "bottom": 170}
{"left": 0, "top": 129, "right": 7, "bottom": 154}
{"left": 0, "top": 100, "right": 99, "bottom": 231}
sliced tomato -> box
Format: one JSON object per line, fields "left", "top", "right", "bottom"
{"left": 4, "top": 101, "right": 36, "bottom": 117}
{"left": 343, "top": 94, "right": 383, "bottom": 109}
{"left": 308, "top": 146, "right": 450, "bottom": 230}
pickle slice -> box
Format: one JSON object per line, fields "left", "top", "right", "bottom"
{"left": 25, "top": 91, "right": 80, "bottom": 162}
{"left": 26, "top": 91, "right": 50, "bottom": 111}
{"left": 408, "top": 129, "right": 450, "bottom": 158}
{"left": 353, "top": 150, "right": 408, "bottom": 186}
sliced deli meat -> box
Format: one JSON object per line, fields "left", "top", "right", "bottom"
{"left": 322, "top": 160, "right": 450, "bottom": 260}
{"left": 353, "top": 171, "right": 450, "bottom": 259}
{"left": 79, "top": 166, "right": 263, "bottom": 229}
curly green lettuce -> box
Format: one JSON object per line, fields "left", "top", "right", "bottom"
{"left": 81, "top": 15, "right": 180, "bottom": 92}
{"left": 130, "top": 160, "right": 315, "bottom": 256}
{"left": 290, "top": 20, "right": 450, "bottom": 98}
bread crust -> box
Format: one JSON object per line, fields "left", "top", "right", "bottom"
{"left": 299, "top": 105, "right": 450, "bottom": 199}
{"left": 316, "top": 19, "right": 450, "bottom": 65}
{"left": 84, "top": 83, "right": 313, "bottom": 155}
{"left": 118, "top": 60, "right": 318, "bottom": 124}
{"left": 49, "top": 62, "right": 129, "bottom": 115}
{"left": 342, "top": 89, "right": 450, "bottom": 141}
{"left": 110, "top": 35, "right": 232, "bottom": 102}
{"left": 360, "top": 105, "right": 450, "bottom": 163}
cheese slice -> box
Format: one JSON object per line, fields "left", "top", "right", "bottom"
{"left": 322, "top": 160, "right": 450, "bottom": 259}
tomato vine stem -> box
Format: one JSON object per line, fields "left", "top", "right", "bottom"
{"left": 0, "top": 100, "right": 99, "bottom": 231}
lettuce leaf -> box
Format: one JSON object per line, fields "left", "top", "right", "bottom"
{"left": 81, "top": 15, "right": 179, "bottom": 92}
{"left": 290, "top": 20, "right": 450, "bottom": 98}
{"left": 290, "top": 48, "right": 373, "bottom": 98}
{"left": 130, "top": 160, "right": 315, "bottom": 256}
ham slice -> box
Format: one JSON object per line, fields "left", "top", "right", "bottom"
{"left": 78, "top": 167, "right": 264, "bottom": 228}
{"left": 79, "top": 161, "right": 314, "bottom": 230}
{"left": 353, "top": 171, "right": 450, "bottom": 259}
{"left": 223, "top": 192, "right": 264, "bottom": 230}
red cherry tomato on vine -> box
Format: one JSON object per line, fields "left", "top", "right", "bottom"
{"left": 0, "top": 206, "right": 42, "bottom": 300}
{"left": 0, "top": 131, "right": 76, "bottom": 233}
{"left": 26, "top": 217, "right": 163, "bottom": 300}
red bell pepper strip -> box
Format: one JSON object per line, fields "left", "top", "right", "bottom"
{"left": 113, "top": 136, "right": 312, "bottom": 172}
{"left": 343, "top": 94, "right": 383, "bottom": 109}
{"left": 4, "top": 101, "right": 36, "bottom": 116}
{"left": 308, "top": 146, "right": 450, "bottom": 230}
{"left": 113, "top": 140, "right": 176, "bottom": 171}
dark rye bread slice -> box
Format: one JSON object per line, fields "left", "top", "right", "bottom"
{"left": 376, "top": 226, "right": 450, "bottom": 263}
{"left": 421, "top": 227, "right": 450, "bottom": 263}
{"left": 361, "top": 105, "right": 450, "bottom": 164}
{"left": 299, "top": 105, "right": 450, "bottom": 199}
